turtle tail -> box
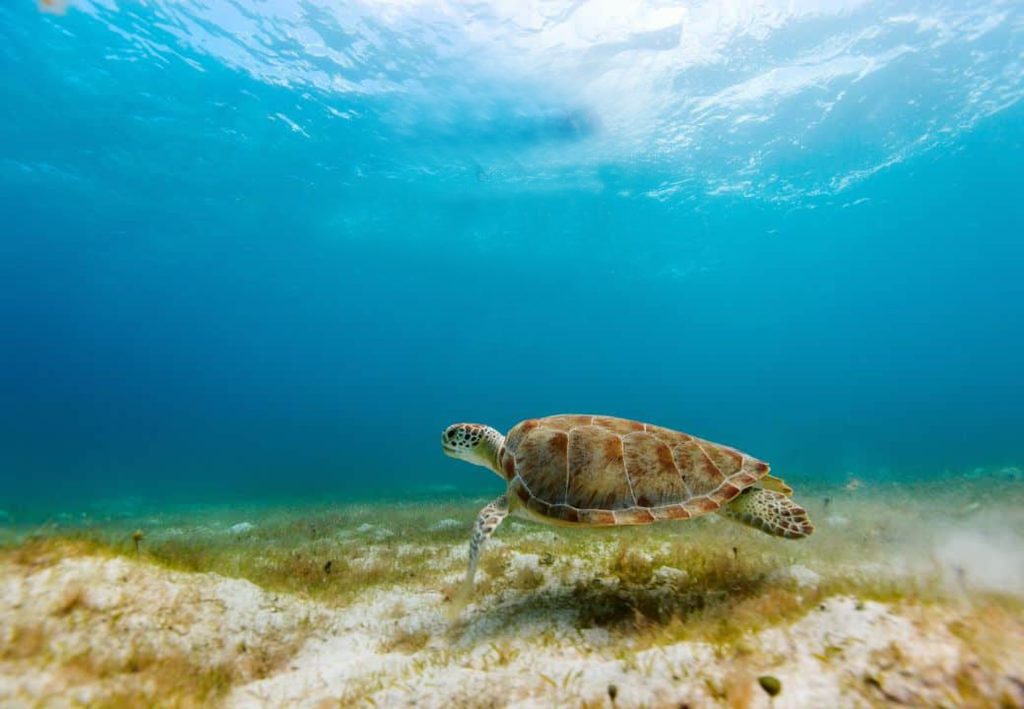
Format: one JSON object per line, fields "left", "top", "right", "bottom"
{"left": 718, "top": 488, "right": 814, "bottom": 539}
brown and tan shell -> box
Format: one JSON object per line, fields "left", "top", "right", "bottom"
{"left": 498, "top": 414, "right": 770, "bottom": 526}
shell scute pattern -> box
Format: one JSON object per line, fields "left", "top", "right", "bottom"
{"left": 622, "top": 432, "right": 687, "bottom": 505}
{"left": 567, "top": 425, "right": 634, "bottom": 510}
{"left": 502, "top": 418, "right": 538, "bottom": 455}
{"left": 590, "top": 415, "right": 646, "bottom": 434}
{"left": 513, "top": 427, "right": 568, "bottom": 505}
{"left": 505, "top": 415, "right": 771, "bottom": 526}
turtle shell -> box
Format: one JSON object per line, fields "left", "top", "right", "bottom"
{"left": 498, "top": 414, "right": 770, "bottom": 526}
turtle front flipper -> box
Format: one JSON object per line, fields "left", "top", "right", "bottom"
{"left": 448, "top": 494, "right": 509, "bottom": 619}
{"left": 717, "top": 488, "right": 814, "bottom": 539}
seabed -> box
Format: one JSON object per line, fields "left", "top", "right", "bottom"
{"left": 1, "top": 471, "right": 1022, "bottom": 708}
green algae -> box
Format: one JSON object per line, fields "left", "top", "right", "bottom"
{"left": 3, "top": 474, "right": 1023, "bottom": 652}
{"left": 4, "top": 487, "right": 1023, "bottom": 709}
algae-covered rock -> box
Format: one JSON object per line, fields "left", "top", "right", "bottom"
{"left": 758, "top": 675, "right": 782, "bottom": 697}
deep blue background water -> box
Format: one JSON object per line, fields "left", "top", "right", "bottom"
{"left": 1, "top": 1, "right": 1022, "bottom": 510}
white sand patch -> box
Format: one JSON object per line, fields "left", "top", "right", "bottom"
{"left": 652, "top": 565, "right": 688, "bottom": 584}
{"left": 428, "top": 518, "right": 463, "bottom": 531}
{"left": 0, "top": 555, "right": 319, "bottom": 705}
{"left": 349, "top": 522, "right": 395, "bottom": 541}
{"left": 230, "top": 587, "right": 445, "bottom": 707}
{"left": 507, "top": 552, "right": 542, "bottom": 575}
{"left": 934, "top": 528, "right": 1024, "bottom": 596}
{"left": 754, "top": 597, "right": 951, "bottom": 706}
{"left": 772, "top": 563, "right": 822, "bottom": 589}
{"left": 236, "top": 584, "right": 1024, "bottom": 707}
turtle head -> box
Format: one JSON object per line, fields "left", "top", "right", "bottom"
{"left": 442, "top": 423, "right": 504, "bottom": 476}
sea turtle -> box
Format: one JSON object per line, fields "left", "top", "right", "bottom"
{"left": 442, "top": 414, "right": 813, "bottom": 610}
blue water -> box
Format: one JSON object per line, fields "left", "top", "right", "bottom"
{"left": 1, "top": 1, "right": 1022, "bottom": 511}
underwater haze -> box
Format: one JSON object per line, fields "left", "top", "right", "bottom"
{"left": 1, "top": 0, "right": 1022, "bottom": 512}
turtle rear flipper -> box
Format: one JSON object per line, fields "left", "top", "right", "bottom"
{"left": 718, "top": 488, "right": 814, "bottom": 539}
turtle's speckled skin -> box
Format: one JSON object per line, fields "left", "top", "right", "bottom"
{"left": 499, "top": 414, "right": 771, "bottom": 526}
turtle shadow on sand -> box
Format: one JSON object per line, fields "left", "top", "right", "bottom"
{"left": 448, "top": 561, "right": 782, "bottom": 645}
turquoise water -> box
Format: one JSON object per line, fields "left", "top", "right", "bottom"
{"left": 1, "top": 1, "right": 1022, "bottom": 513}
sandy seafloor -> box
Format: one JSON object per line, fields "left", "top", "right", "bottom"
{"left": 1, "top": 470, "right": 1023, "bottom": 708}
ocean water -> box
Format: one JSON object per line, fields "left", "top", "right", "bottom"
{"left": 3, "top": 4, "right": 1024, "bottom": 706}
{"left": 1, "top": 0, "right": 1022, "bottom": 514}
